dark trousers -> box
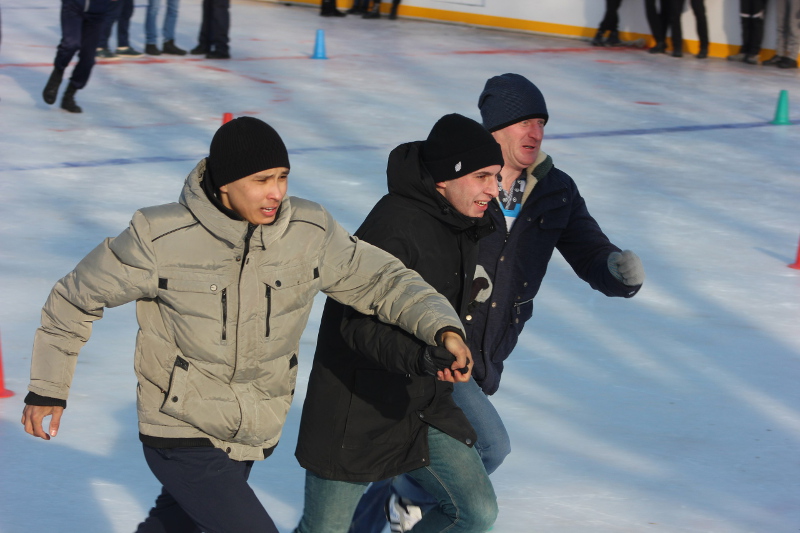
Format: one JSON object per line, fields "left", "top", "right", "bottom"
{"left": 740, "top": 0, "right": 768, "bottom": 55}
{"left": 135, "top": 446, "right": 279, "bottom": 533}
{"left": 670, "top": 0, "right": 708, "bottom": 51}
{"left": 645, "top": 0, "right": 672, "bottom": 43}
{"left": 599, "top": 0, "right": 624, "bottom": 32}
{"left": 99, "top": 0, "right": 134, "bottom": 49}
{"left": 198, "top": 0, "right": 230, "bottom": 53}
{"left": 54, "top": 0, "right": 109, "bottom": 89}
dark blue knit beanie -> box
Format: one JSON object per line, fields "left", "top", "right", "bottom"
{"left": 478, "top": 73, "right": 548, "bottom": 132}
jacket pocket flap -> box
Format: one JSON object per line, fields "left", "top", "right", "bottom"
{"left": 263, "top": 263, "right": 319, "bottom": 290}
{"left": 158, "top": 276, "right": 229, "bottom": 294}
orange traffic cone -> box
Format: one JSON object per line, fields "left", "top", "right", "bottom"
{"left": 0, "top": 329, "right": 14, "bottom": 398}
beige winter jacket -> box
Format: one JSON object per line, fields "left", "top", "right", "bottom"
{"left": 28, "top": 159, "right": 464, "bottom": 461}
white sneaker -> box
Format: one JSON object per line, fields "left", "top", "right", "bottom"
{"left": 386, "top": 493, "right": 422, "bottom": 532}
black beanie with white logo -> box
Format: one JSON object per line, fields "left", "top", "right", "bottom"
{"left": 420, "top": 113, "right": 504, "bottom": 182}
{"left": 207, "top": 117, "right": 290, "bottom": 191}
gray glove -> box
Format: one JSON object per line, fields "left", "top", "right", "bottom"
{"left": 607, "top": 250, "right": 645, "bottom": 286}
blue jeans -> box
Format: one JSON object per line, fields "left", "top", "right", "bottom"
{"left": 145, "top": 0, "right": 180, "bottom": 44}
{"left": 296, "top": 427, "right": 497, "bottom": 533}
{"left": 351, "top": 379, "right": 510, "bottom": 532}
{"left": 451, "top": 377, "right": 511, "bottom": 475}
{"left": 135, "top": 445, "right": 279, "bottom": 533}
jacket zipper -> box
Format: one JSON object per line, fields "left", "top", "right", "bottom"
{"left": 265, "top": 285, "right": 272, "bottom": 337}
{"left": 513, "top": 297, "right": 534, "bottom": 314}
{"left": 221, "top": 288, "right": 228, "bottom": 341}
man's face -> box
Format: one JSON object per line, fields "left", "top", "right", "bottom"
{"left": 219, "top": 167, "right": 289, "bottom": 224}
{"left": 491, "top": 118, "right": 545, "bottom": 174}
{"left": 435, "top": 165, "right": 502, "bottom": 218}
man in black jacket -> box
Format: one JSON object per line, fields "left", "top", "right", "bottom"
{"left": 294, "top": 114, "right": 504, "bottom": 533}
{"left": 456, "top": 73, "right": 645, "bottom": 477}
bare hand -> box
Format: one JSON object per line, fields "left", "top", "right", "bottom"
{"left": 21, "top": 404, "right": 64, "bottom": 440}
{"left": 436, "top": 331, "right": 472, "bottom": 383}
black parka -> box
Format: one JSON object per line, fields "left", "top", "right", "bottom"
{"left": 295, "top": 142, "right": 493, "bottom": 482}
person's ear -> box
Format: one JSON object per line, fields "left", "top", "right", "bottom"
{"left": 219, "top": 184, "right": 229, "bottom": 194}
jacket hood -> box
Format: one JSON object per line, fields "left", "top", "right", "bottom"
{"left": 386, "top": 142, "right": 493, "bottom": 235}
{"left": 179, "top": 159, "right": 292, "bottom": 249}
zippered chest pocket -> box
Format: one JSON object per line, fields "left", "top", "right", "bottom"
{"left": 261, "top": 263, "right": 321, "bottom": 338}
{"left": 156, "top": 275, "right": 232, "bottom": 344}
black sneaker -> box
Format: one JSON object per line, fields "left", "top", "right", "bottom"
{"left": 743, "top": 54, "right": 760, "bottom": 65}
{"left": 648, "top": 42, "right": 666, "bottom": 54}
{"left": 604, "top": 30, "right": 622, "bottom": 47}
{"left": 162, "top": 40, "right": 187, "bottom": 56}
{"left": 145, "top": 44, "right": 161, "bottom": 56}
{"left": 590, "top": 29, "right": 605, "bottom": 47}
{"left": 96, "top": 47, "right": 119, "bottom": 60}
{"left": 762, "top": 55, "right": 784, "bottom": 66}
{"left": 190, "top": 44, "right": 208, "bottom": 55}
{"left": 116, "top": 46, "right": 143, "bottom": 57}
{"left": 777, "top": 57, "right": 798, "bottom": 69}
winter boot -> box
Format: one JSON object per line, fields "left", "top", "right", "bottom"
{"left": 363, "top": 1, "right": 381, "bottom": 19}
{"left": 388, "top": 0, "right": 400, "bottom": 19}
{"left": 590, "top": 29, "right": 605, "bottom": 46}
{"left": 42, "top": 67, "right": 64, "bottom": 105}
{"left": 604, "top": 30, "right": 622, "bottom": 47}
{"left": 346, "top": 0, "right": 364, "bottom": 13}
{"left": 162, "top": 40, "right": 187, "bottom": 55}
{"left": 320, "top": 0, "right": 346, "bottom": 17}
{"left": 60, "top": 82, "right": 82, "bottom": 113}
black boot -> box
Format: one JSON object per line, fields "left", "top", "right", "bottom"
{"left": 347, "top": 0, "right": 365, "bottom": 13}
{"left": 320, "top": 0, "right": 346, "bottom": 16}
{"left": 363, "top": 1, "right": 381, "bottom": 18}
{"left": 388, "top": 0, "right": 400, "bottom": 19}
{"left": 590, "top": 29, "right": 605, "bottom": 46}
{"left": 648, "top": 41, "right": 667, "bottom": 54}
{"left": 696, "top": 44, "right": 708, "bottom": 59}
{"left": 604, "top": 30, "right": 622, "bottom": 47}
{"left": 61, "top": 82, "right": 82, "bottom": 113}
{"left": 162, "top": 40, "right": 187, "bottom": 55}
{"left": 42, "top": 67, "right": 64, "bottom": 105}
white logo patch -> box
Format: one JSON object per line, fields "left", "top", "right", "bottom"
{"left": 455, "top": 161, "right": 462, "bottom": 172}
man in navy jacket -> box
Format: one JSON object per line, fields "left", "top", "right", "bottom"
{"left": 458, "top": 73, "right": 646, "bottom": 475}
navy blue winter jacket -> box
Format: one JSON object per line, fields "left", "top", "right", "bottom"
{"left": 464, "top": 154, "right": 641, "bottom": 395}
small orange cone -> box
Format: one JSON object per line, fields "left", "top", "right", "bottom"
{"left": 0, "top": 329, "right": 14, "bottom": 398}
{"left": 789, "top": 235, "right": 800, "bottom": 269}
{"left": 222, "top": 112, "right": 233, "bottom": 124}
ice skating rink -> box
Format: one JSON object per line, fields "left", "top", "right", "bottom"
{"left": 1, "top": 1, "right": 799, "bottom": 531}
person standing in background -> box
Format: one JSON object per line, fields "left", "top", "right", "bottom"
{"left": 645, "top": 0, "right": 672, "bottom": 53}
{"left": 190, "top": 0, "right": 229, "bottom": 58}
{"left": 668, "top": 0, "right": 709, "bottom": 58}
{"left": 591, "top": 0, "right": 624, "bottom": 47}
{"left": 727, "top": 0, "right": 769, "bottom": 64}
{"left": 144, "top": 0, "right": 186, "bottom": 55}
{"left": 96, "top": 0, "right": 142, "bottom": 59}
{"left": 762, "top": 0, "right": 799, "bottom": 68}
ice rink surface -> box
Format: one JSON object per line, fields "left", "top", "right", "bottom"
{"left": 1, "top": 1, "right": 799, "bottom": 531}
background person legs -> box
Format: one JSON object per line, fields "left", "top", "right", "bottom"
{"left": 294, "top": 470, "right": 370, "bottom": 533}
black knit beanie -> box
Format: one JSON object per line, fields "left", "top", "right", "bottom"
{"left": 478, "top": 73, "right": 549, "bottom": 132}
{"left": 420, "top": 113, "right": 504, "bottom": 182}
{"left": 208, "top": 117, "right": 290, "bottom": 191}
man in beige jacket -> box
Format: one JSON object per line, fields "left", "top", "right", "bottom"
{"left": 21, "top": 116, "right": 472, "bottom": 533}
